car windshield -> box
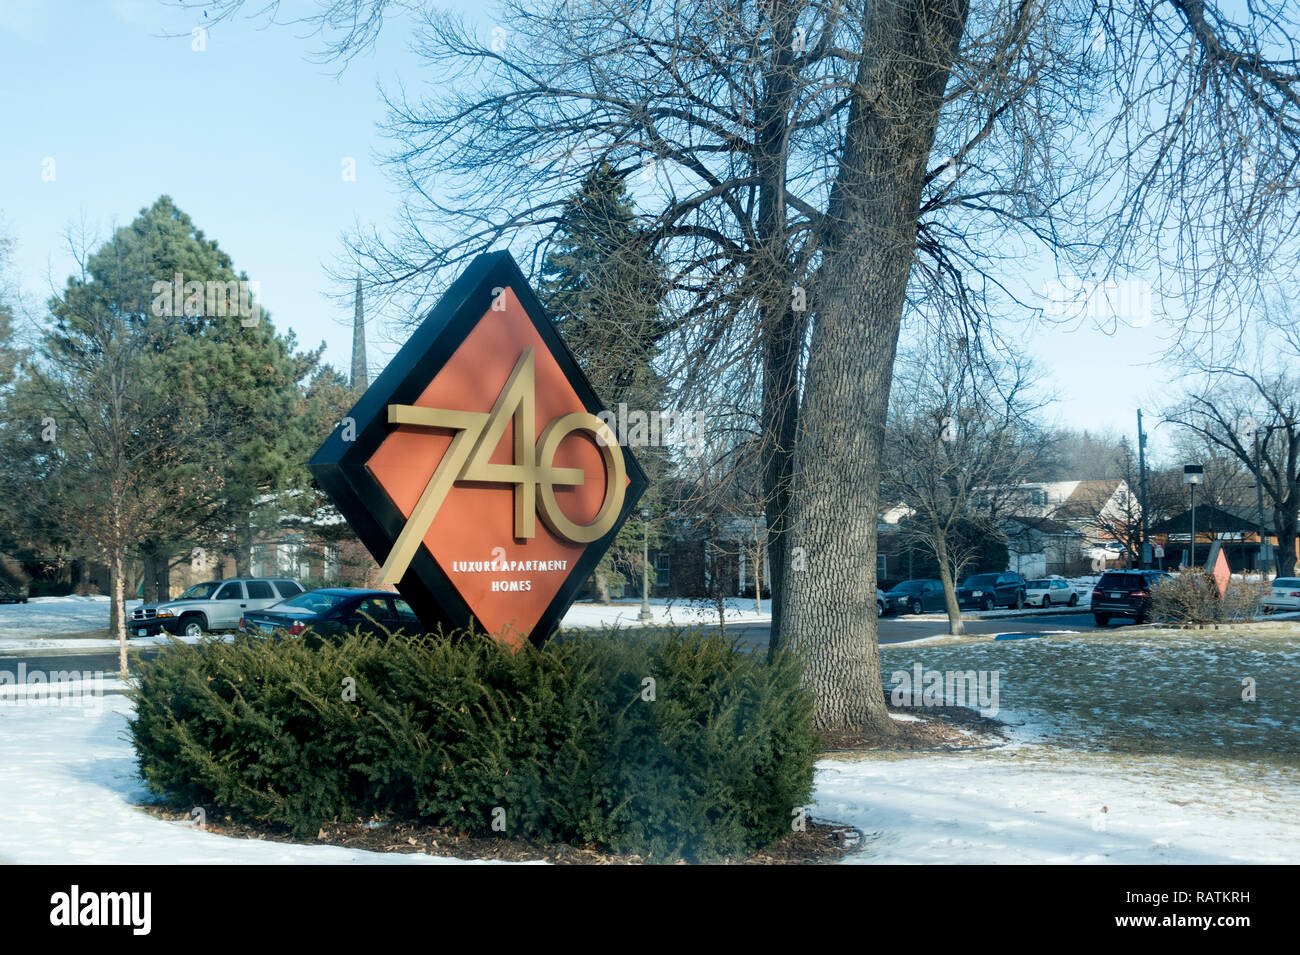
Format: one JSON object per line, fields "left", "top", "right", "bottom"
{"left": 1027, "top": 579, "right": 1051, "bottom": 588}
{"left": 277, "top": 591, "right": 350, "bottom": 615}
{"left": 964, "top": 575, "right": 998, "bottom": 587}
{"left": 1099, "top": 573, "right": 1146, "bottom": 589}
{"left": 890, "top": 581, "right": 925, "bottom": 594}
{"left": 176, "top": 582, "right": 220, "bottom": 600}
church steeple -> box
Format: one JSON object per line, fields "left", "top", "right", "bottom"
{"left": 350, "top": 274, "right": 368, "bottom": 390}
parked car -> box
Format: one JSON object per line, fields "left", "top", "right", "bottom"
{"left": 1024, "top": 577, "right": 1079, "bottom": 608}
{"left": 239, "top": 588, "right": 425, "bottom": 643}
{"left": 130, "top": 577, "right": 306, "bottom": 637}
{"left": 883, "top": 579, "right": 946, "bottom": 615}
{"left": 957, "top": 572, "right": 1028, "bottom": 610}
{"left": 1263, "top": 577, "right": 1300, "bottom": 612}
{"left": 1091, "top": 570, "right": 1171, "bottom": 626}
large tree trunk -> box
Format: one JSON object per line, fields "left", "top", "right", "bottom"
{"left": 781, "top": 0, "right": 968, "bottom": 734}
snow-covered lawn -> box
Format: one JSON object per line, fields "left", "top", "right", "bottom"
{"left": 0, "top": 595, "right": 141, "bottom": 641}
{"left": 0, "top": 693, "right": 511, "bottom": 865}
{"left": 2, "top": 624, "right": 1296, "bottom": 864}
{"left": 817, "top": 747, "right": 1297, "bottom": 863}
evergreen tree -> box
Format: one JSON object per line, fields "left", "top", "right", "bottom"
{"left": 16, "top": 197, "right": 325, "bottom": 666}
{"left": 540, "top": 165, "right": 669, "bottom": 600}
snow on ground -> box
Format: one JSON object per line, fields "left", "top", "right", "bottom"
{"left": 3, "top": 682, "right": 1294, "bottom": 864}
{"left": 0, "top": 595, "right": 141, "bottom": 642}
{"left": 816, "top": 744, "right": 1299, "bottom": 864}
{"left": 3, "top": 609, "right": 1297, "bottom": 864}
{"left": 560, "top": 596, "right": 770, "bottom": 630}
{"left": 0, "top": 694, "right": 517, "bottom": 864}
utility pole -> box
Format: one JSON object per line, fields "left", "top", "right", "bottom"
{"left": 1137, "top": 409, "right": 1149, "bottom": 568}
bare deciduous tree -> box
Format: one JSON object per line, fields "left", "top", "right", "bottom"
{"left": 884, "top": 335, "right": 1049, "bottom": 633}
{"left": 1164, "top": 356, "right": 1300, "bottom": 577}
{"left": 188, "top": 0, "right": 1300, "bottom": 733}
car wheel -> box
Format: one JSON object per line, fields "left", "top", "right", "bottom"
{"left": 909, "top": 598, "right": 923, "bottom": 615}
{"left": 1068, "top": 593, "right": 1078, "bottom": 607}
{"left": 1094, "top": 613, "right": 1110, "bottom": 627}
{"left": 877, "top": 601, "right": 884, "bottom": 618}
{"left": 982, "top": 596, "right": 995, "bottom": 611}
{"left": 181, "top": 615, "right": 207, "bottom": 637}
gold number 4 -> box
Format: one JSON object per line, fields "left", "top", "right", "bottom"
{"left": 378, "top": 348, "right": 626, "bottom": 586}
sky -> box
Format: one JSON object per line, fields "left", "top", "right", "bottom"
{"left": 0, "top": 0, "right": 1182, "bottom": 458}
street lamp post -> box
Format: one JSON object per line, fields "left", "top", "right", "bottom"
{"left": 638, "top": 506, "right": 653, "bottom": 623}
{"left": 1183, "top": 464, "right": 1203, "bottom": 568}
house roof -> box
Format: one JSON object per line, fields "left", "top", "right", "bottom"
{"left": 1001, "top": 515, "right": 1082, "bottom": 536}
{"left": 1054, "top": 479, "right": 1127, "bottom": 519}
{"left": 1149, "top": 503, "right": 1291, "bottom": 534}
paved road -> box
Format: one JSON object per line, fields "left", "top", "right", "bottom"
{"left": 0, "top": 609, "right": 1133, "bottom": 678}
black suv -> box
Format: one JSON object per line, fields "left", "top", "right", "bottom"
{"left": 957, "top": 572, "right": 1028, "bottom": 610}
{"left": 1091, "top": 570, "right": 1171, "bottom": 626}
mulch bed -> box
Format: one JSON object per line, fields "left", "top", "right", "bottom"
{"left": 819, "top": 704, "right": 1007, "bottom": 753}
{"left": 145, "top": 805, "right": 861, "bottom": 865}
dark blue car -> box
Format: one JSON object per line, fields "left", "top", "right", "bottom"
{"left": 239, "top": 588, "right": 426, "bottom": 643}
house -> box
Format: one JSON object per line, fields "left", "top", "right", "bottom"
{"left": 999, "top": 516, "right": 1088, "bottom": 578}
{"left": 1148, "top": 504, "right": 1297, "bottom": 572}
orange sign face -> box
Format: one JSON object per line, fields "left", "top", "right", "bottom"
{"left": 310, "top": 253, "right": 647, "bottom": 647}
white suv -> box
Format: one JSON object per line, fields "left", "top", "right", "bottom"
{"left": 130, "top": 578, "right": 306, "bottom": 637}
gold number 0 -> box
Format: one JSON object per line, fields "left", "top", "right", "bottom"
{"left": 377, "top": 348, "right": 626, "bottom": 587}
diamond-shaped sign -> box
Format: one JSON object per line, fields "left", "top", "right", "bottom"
{"left": 309, "top": 252, "right": 648, "bottom": 648}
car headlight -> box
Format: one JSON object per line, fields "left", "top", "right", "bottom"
{"left": 972, "top": 590, "right": 984, "bottom": 597}
{"left": 157, "top": 610, "right": 174, "bottom": 618}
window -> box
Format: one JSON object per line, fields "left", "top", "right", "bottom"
{"left": 178, "top": 582, "right": 220, "bottom": 600}
{"left": 876, "top": 553, "right": 887, "bottom": 580}
{"left": 273, "top": 579, "right": 304, "bottom": 598}
{"left": 655, "top": 552, "right": 670, "bottom": 573}
{"left": 393, "top": 598, "right": 418, "bottom": 621}
{"left": 215, "top": 582, "right": 243, "bottom": 600}
{"left": 245, "top": 581, "right": 275, "bottom": 600}
{"left": 280, "top": 591, "right": 348, "bottom": 614}
{"left": 350, "top": 597, "right": 389, "bottom": 623}
{"left": 277, "top": 536, "right": 304, "bottom": 576}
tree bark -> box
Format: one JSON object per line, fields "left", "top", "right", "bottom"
{"left": 141, "top": 549, "right": 159, "bottom": 604}
{"left": 757, "top": 4, "right": 803, "bottom": 649}
{"left": 1275, "top": 503, "right": 1298, "bottom": 577}
{"left": 782, "top": 0, "right": 969, "bottom": 734}
{"left": 111, "top": 546, "right": 127, "bottom": 677}
{"left": 933, "top": 531, "right": 966, "bottom": 635}
{"left": 235, "top": 519, "right": 253, "bottom": 577}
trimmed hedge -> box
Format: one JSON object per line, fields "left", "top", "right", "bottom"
{"left": 129, "top": 629, "right": 816, "bottom": 862}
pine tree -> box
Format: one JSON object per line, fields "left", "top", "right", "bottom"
{"left": 540, "top": 165, "right": 669, "bottom": 601}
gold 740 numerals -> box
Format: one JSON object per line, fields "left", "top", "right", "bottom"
{"left": 377, "top": 348, "right": 627, "bottom": 586}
